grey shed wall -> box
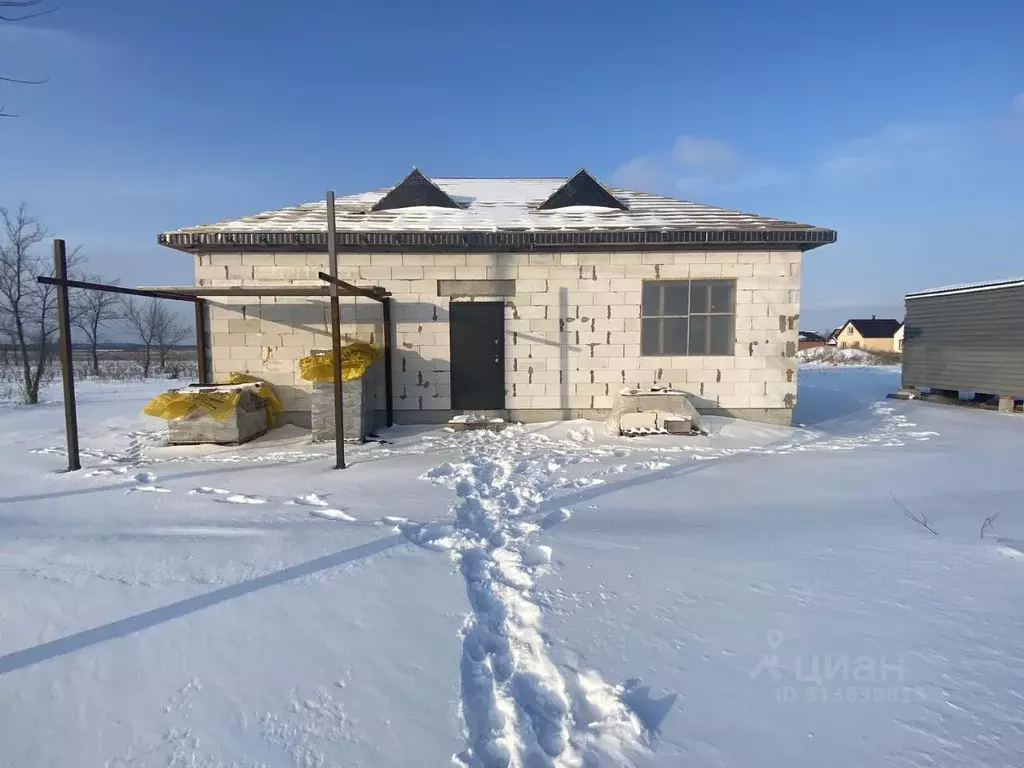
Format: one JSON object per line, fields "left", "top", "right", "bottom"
{"left": 903, "top": 283, "right": 1024, "bottom": 396}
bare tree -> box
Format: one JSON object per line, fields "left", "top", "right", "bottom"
{"left": 71, "top": 274, "right": 121, "bottom": 376}
{"left": 0, "top": 1, "right": 57, "bottom": 118}
{"left": 154, "top": 305, "right": 188, "bottom": 371}
{"left": 0, "top": 204, "right": 83, "bottom": 403}
{"left": 122, "top": 296, "right": 159, "bottom": 378}
{"left": 122, "top": 297, "right": 188, "bottom": 377}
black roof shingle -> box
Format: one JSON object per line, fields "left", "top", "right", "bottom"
{"left": 844, "top": 318, "right": 902, "bottom": 339}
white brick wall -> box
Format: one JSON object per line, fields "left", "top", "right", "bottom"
{"left": 199, "top": 249, "right": 802, "bottom": 419}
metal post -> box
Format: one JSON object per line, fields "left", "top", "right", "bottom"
{"left": 382, "top": 296, "right": 394, "bottom": 427}
{"left": 194, "top": 299, "right": 209, "bottom": 384}
{"left": 53, "top": 239, "right": 80, "bottom": 472}
{"left": 326, "top": 191, "right": 346, "bottom": 469}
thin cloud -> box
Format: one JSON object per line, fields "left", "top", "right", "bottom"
{"left": 613, "top": 136, "right": 792, "bottom": 195}
{"left": 816, "top": 123, "right": 953, "bottom": 183}
{"left": 609, "top": 155, "right": 664, "bottom": 191}
{"left": 672, "top": 136, "right": 739, "bottom": 179}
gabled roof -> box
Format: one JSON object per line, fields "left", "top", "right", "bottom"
{"left": 536, "top": 169, "right": 628, "bottom": 211}
{"left": 798, "top": 330, "right": 826, "bottom": 342}
{"left": 158, "top": 171, "right": 837, "bottom": 252}
{"left": 371, "top": 169, "right": 463, "bottom": 212}
{"left": 842, "top": 318, "right": 902, "bottom": 339}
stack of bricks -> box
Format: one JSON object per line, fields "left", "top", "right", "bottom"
{"left": 195, "top": 249, "right": 801, "bottom": 425}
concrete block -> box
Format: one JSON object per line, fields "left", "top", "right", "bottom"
{"left": 705, "top": 252, "right": 739, "bottom": 264}
{"left": 687, "top": 264, "right": 724, "bottom": 278}
{"left": 392, "top": 266, "right": 424, "bottom": 280}
{"left": 228, "top": 318, "right": 261, "bottom": 334}
{"left": 518, "top": 266, "right": 552, "bottom": 279}
{"left": 752, "top": 263, "right": 788, "bottom": 278}
{"left": 578, "top": 254, "right": 611, "bottom": 265}
{"left": 240, "top": 253, "right": 277, "bottom": 266}
{"left": 719, "top": 368, "right": 752, "bottom": 382}
{"left": 253, "top": 265, "right": 316, "bottom": 280}
{"left": 625, "top": 265, "right": 657, "bottom": 278}
{"left": 594, "top": 344, "right": 625, "bottom": 358}
{"left": 210, "top": 254, "right": 243, "bottom": 266}
{"left": 369, "top": 254, "right": 404, "bottom": 266}
{"left": 516, "top": 279, "right": 548, "bottom": 294}
{"left": 722, "top": 263, "right": 755, "bottom": 278}
{"left": 751, "top": 289, "right": 791, "bottom": 305}
{"left": 619, "top": 411, "right": 658, "bottom": 431}
{"left": 656, "top": 264, "right": 690, "bottom": 278}
{"left": 736, "top": 301, "right": 768, "bottom": 318}
{"left": 529, "top": 253, "right": 557, "bottom": 266}
{"left": 432, "top": 254, "right": 466, "bottom": 267}
{"left": 226, "top": 265, "right": 254, "bottom": 280}
{"left": 667, "top": 252, "right": 708, "bottom": 264}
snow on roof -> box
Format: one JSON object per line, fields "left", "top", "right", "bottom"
{"left": 161, "top": 176, "right": 824, "bottom": 237}
{"left": 905, "top": 277, "right": 1024, "bottom": 299}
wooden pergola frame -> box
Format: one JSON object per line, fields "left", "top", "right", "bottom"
{"left": 38, "top": 224, "right": 393, "bottom": 472}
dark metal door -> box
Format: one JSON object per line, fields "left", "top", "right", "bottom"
{"left": 450, "top": 302, "right": 505, "bottom": 410}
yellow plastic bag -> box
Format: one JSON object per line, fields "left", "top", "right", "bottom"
{"left": 143, "top": 374, "right": 283, "bottom": 428}
{"left": 221, "top": 373, "right": 283, "bottom": 427}
{"left": 299, "top": 342, "right": 382, "bottom": 383}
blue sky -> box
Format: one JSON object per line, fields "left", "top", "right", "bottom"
{"left": 1, "top": 0, "right": 1022, "bottom": 331}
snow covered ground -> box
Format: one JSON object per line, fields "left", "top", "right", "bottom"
{"left": 2, "top": 370, "right": 1023, "bottom": 767}
{"left": 797, "top": 345, "right": 900, "bottom": 367}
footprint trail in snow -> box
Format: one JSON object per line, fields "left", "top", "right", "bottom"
{"left": 405, "top": 428, "right": 646, "bottom": 768}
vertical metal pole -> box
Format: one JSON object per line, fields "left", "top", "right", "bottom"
{"left": 382, "top": 296, "right": 394, "bottom": 427}
{"left": 53, "top": 239, "right": 80, "bottom": 472}
{"left": 327, "top": 191, "right": 346, "bottom": 469}
{"left": 194, "top": 299, "right": 209, "bottom": 384}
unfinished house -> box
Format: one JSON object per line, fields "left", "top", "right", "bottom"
{"left": 156, "top": 169, "right": 836, "bottom": 427}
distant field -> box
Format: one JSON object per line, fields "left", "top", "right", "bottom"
{"left": 0, "top": 346, "right": 199, "bottom": 400}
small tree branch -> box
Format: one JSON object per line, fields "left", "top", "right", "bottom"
{"left": 0, "top": 1, "right": 58, "bottom": 23}
{"left": 1, "top": 0, "right": 59, "bottom": 115}
{"left": 0, "top": 74, "right": 49, "bottom": 85}
{"left": 889, "top": 492, "right": 938, "bottom": 536}
{"left": 980, "top": 513, "right": 999, "bottom": 539}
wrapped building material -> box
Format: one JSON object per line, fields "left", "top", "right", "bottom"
{"left": 606, "top": 387, "right": 701, "bottom": 437}
{"left": 309, "top": 353, "right": 382, "bottom": 443}
{"left": 144, "top": 374, "right": 283, "bottom": 446}
{"left": 155, "top": 384, "right": 270, "bottom": 445}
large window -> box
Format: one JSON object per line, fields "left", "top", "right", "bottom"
{"left": 641, "top": 279, "right": 736, "bottom": 356}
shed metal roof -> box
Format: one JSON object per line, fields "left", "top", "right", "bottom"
{"left": 158, "top": 174, "right": 836, "bottom": 252}
{"left": 905, "top": 277, "right": 1024, "bottom": 299}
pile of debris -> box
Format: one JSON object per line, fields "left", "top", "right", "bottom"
{"left": 606, "top": 387, "right": 703, "bottom": 437}
{"left": 446, "top": 414, "right": 507, "bottom": 432}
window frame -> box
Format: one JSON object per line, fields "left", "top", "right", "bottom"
{"left": 640, "top": 278, "right": 737, "bottom": 357}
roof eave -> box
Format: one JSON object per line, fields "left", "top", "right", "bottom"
{"left": 158, "top": 227, "right": 838, "bottom": 253}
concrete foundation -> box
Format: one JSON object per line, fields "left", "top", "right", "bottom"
{"left": 370, "top": 406, "right": 794, "bottom": 427}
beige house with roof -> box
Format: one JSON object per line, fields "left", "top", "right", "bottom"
{"left": 157, "top": 169, "right": 836, "bottom": 427}
{"left": 835, "top": 317, "right": 903, "bottom": 353}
